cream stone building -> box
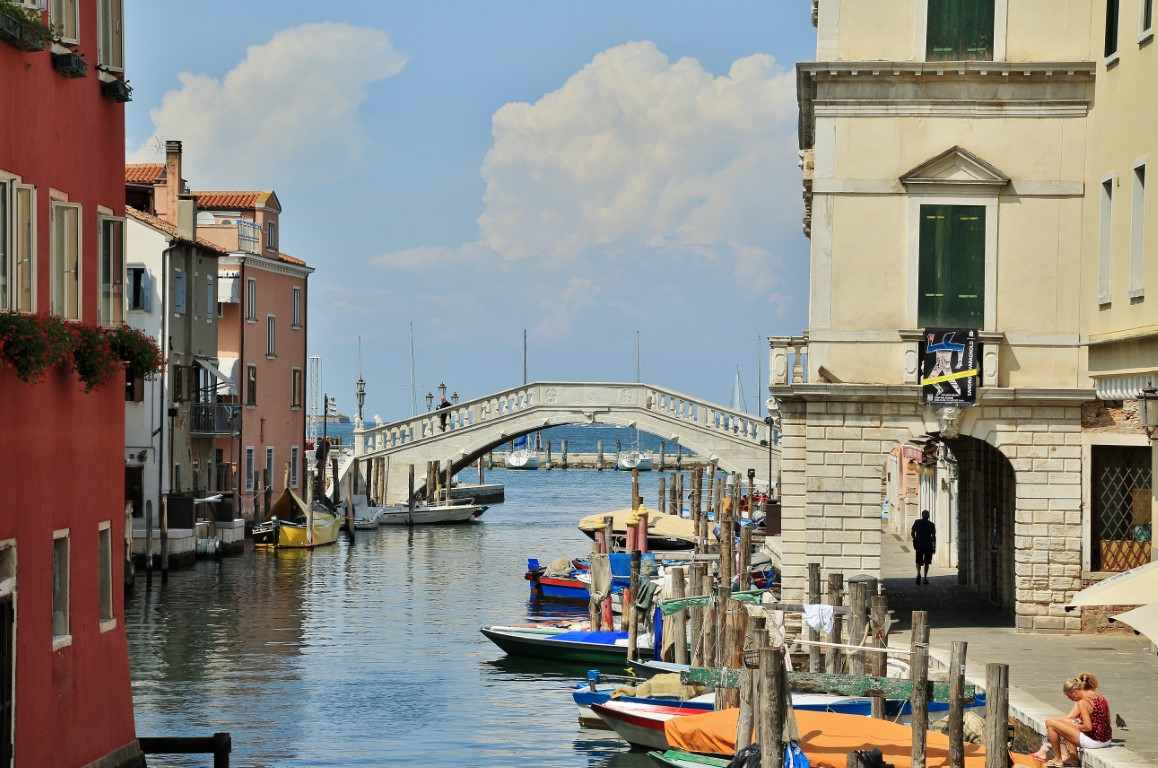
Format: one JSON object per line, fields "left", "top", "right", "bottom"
{"left": 781, "top": 0, "right": 1156, "bottom": 633}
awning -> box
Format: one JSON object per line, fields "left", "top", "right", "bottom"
{"left": 1093, "top": 374, "right": 1154, "bottom": 401}
{"left": 197, "top": 358, "right": 236, "bottom": 393}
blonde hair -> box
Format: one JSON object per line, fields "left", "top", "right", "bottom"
{"left": 1062, "top": 672, "right": 1100, "bottom": 693}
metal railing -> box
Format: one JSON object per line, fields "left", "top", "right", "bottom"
{"left": 189, "top": 404, "right": 238, "bottom": 435}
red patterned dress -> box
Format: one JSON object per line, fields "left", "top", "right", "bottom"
{"left": 1086, "top": 695, "right": 1112, "bottom": 743}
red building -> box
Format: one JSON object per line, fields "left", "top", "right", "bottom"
{"left": 0, "top": 1, "right": 142, "bottom": 766}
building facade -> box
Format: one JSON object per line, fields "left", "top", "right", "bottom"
{"left": 786, "top": 0, "right": 1105, "bottom": 632}
{"left": 191, "top": 191, "right": 312, "bottom": 521}
{"left": 125, "top": 141, "right": 243, "bottom": 568}
{"left": 0, "top": 0, "right": 142, "bottom": 765}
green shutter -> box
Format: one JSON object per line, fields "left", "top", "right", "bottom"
{"left": 919, "top": 205, "right": 985, "bottom": 327}
{"left": 927, "top": 0, "right": 995, "bottom": 61}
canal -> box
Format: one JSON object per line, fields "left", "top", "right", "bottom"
{"left": 126, "top": 460, "right": 672, "bottom": 767}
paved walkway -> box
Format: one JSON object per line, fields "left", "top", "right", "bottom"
{"left": 878, "top": 523, "right": 1157, "bottom": 768}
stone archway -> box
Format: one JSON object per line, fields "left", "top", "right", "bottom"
{"left": 945, "top": 435, "right": 1016, "bottom": 613}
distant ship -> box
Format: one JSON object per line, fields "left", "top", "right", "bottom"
{"left": 321, "top": 412, "right": 351, "bottom": 424}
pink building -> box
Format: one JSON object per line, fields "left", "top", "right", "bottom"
{"left": 192, "top": 193, "right": 313, "bottom": 520}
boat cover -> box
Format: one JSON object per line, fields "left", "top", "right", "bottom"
{"left": 663, "top": 708, "right": 1039, "bottom": 768}
{"left": 578, "top": 509, "right": 697, "bottom": 543}
{"left": 265, "top": 488, "right": 312, "bottom": 523}
{"left": 551, "top": 630, "right": 628, "bottom": 645}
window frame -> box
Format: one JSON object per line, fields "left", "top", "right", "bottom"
{"left": 51, "top": 0, "right": 79, "bottom": 44}
{"left": 97, "top": 521, "right": 115, "bottom": 631}
{"left": 1129, "top": 161, "right": 1147, "bottom": 299}
{"left": 290, "top": 445, "right": 300, "bottom": 489}
{"left": 244, "top": 446, "right": 255, "bottom": 492}
{"left": 50, "top": 200, "right": 81, "bottom": 321}
{"left": 1106, "top": 0, "right": 1121, "bottom": 62}
{"left": 245, "top": 364, "right": 257, "bottom": 407}
{"left": 12, "top": 183, "right": 35, "bottom": 313}
{"left": 246, "top": 277, "right": 257, "bottom": 322}
{"left": 97, "top": 0, "right": 124, "bottom": 72}
{"left": 266, "top": 221, "right": 277, "bottom": 251}
{"left": 52, "top": 530, "right": 71, "bottom": 649}
{"left": 266, "top": 314, "right": 276, "bottom": 358}
{"left": 126, "top": 264, "right": 150, "bottom": 312}
{"left": 265, "top": 446, "right": 275, "bottom": 493}
{"left": 1142, "top": 0, "right": 1155, "bottom": 41}
{"left": 291, "top": 368, "right": 303, "bottom": 409}
{"left": 97, "top": 214, "right": 124, "bottom": 328}
{"left": 1099, "top": 174, "right": 1115, "bottom": 305}
{"left": 292, "top": 285, "right": 302, "bottom": 328}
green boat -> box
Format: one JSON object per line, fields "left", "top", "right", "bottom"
{"left": 648, "top": 749, "right": 730, "bottom": 768}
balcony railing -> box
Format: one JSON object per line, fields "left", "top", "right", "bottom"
{"left": 190, "top": 404, "right": 239, "bottom": 435}
{"left": 237, "top": 220, "right": 260, "bottom": 254}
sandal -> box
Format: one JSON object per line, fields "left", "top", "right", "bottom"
{"left": 1030, "top": 755, "right": 1049, "bottom": 764}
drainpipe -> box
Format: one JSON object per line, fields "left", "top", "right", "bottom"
{"left": 238, "top": 259, "right": 246, "bottom": 526}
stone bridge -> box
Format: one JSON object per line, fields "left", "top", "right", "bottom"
{"left": 347, "top": 381, "right": 779, "bottom": 504}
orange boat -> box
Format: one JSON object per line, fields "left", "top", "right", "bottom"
{"left": 663, "top": 708, "right": 1040, "bottom": 768}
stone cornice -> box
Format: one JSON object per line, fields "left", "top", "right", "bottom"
{"left": 219, "top": 253, "right": 314, "bottom": 278}
{"left": 771, "top": 383, "right": 1095, "bottom": 405}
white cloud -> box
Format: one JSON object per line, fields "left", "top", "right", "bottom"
{"left": 476, "top": 40, "right": 800, "bottom": 294}
{"left": 127, "top": 23, "right": 406, "bottom": 187}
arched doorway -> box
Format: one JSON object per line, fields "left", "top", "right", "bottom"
{"left": 945, "top": 435, "right": 1016, "bottom": 613}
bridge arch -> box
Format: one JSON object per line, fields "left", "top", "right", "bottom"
{"left": 349, "top": 382, "right": 779, "bottom": 504}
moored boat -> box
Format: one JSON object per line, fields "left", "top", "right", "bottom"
{"left": 505, "top": 435, "right": 540, "bottom": 469}
{"left": 480, "top": 625, "right": 648, "bottom": 665}
{"left": 577, "top": 507, "right": 697, "bottom": 551}
{"left": 376, "top": 501, "right": 487, "bottom": 525}
{"left": 252, "top": 488, "right": 342, "bottom": 549}
{"left": 526, "top": 557, "right": 590, "bottom": 602}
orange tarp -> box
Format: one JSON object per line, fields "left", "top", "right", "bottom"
{"left": 664, "top": 709, "right": 1039, "bottom": 768}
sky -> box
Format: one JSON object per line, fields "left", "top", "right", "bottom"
{"left": 124, "top": 1, "right": 817, "bottom": 423}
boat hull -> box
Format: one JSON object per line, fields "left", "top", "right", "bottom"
{"left": 480, "top": 627, "right": 632, "bottom": 665}
{"left": 276, "top": 512, "right": 342, "bottom": 548}
{"left": 590, "top": 701, "right": 684, "bottom": 750}
{"left": 504, "top": 449, "right": 539, "bottom": 470}
{"left": 530, "top": 575, "right": 590, "bottom": 602}
{"left": 376, "top": 504, "right": 483, "bottom": 525}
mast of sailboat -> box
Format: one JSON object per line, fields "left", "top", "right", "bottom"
{"left": 409, "top": 321, "right": 417, "bottom": 418}
{"left": 523, "top": 328, "right": 527, "bottom": 385}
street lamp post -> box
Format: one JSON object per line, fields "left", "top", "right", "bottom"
{"left": 1139, "top": 385, "right": 1158, "bottom": 546}
{"left": 425, "top": 391, "right": 434, "bottom": 411}
{"left": 451, "top": 391, "right": 459, "bottom": 405}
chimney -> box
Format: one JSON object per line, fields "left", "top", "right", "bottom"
{"left": 177, "top": 195, "right": 197, "bottom": 241}
{"left": 160, "top": 140, "right": 183, "bottom": 224}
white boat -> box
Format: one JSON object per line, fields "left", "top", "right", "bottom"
{"left": 352, "top": 509, "right": 382, "bottom": 530}
{"left": 504, "top": 435, "right": 539, "bottom": 470}
{"left": 615, "top": 449, "right": 653, "bottom": 471}
{"left": 376, "top": 500, "right": 488, "bottom": 525}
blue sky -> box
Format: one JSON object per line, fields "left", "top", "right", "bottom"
{"left": 125, "top": 1, "right": 816, "bottom": 422}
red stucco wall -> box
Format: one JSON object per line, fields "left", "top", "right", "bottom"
{"left": 1, "top": 1, "right": 139, "bottom": 764}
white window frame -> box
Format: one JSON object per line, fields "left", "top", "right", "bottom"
{"left": 266, "top": 220, "right": 277, "bottom": 251}
{"left": 1141, "top": 0, "right": 1155, "bottom": 41}
{"left": 916, "top": 0, "right": 1009, "bottom": 63}
{"left": 246, "top": 277, "right": 257, "bottom": 322}
{"left": 51, "top": 0, "right": 79, "bottom": 44}
{"left": 265, "top": 447, "right": 275, "bottom": 492}
{"left": 98, "top": 521, "right": 115, "bottom": 631}
{"left": 1099, "top": 174, "right": 1115, "bottom": 305}
{"left": 246, "top": 364, "right": 257, "bottom": 406}
{"left": 50, "top": 199, "right": 81, "bottom": 320}
{"left": 1130, "top": 160, "right": 1146, "bottom": 299}
{"left": 126, "top": 264, "right": 150, "bottom": 311}
{"left": 8, "top": 182, "right": 36, "bottom": 313}
{"left": 244, "top": 447, "right": 255, "bottom": 492}
{"left": 98, "top": 214, "right": 124, "bottom": 328}
{"left": 292, "top": 286, "right": 302, "bottom": 328}
{"left": 52, "top": 529, "right": 71, "bottom": 650}
{"left": 97, "top": 0, "right": 124, "bottom": 72}
{"left": 290, "top": 445, "right": 300, "bottom": 489}
{"left": 266, "top": 314, "right": 276, "bottom": 358}
{"left": 1106, "top": 0, "right": 1122, "bottom": 64}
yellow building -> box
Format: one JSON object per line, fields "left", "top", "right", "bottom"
{"left": 782, "top": 0, "right": 1154, "bottom": 633}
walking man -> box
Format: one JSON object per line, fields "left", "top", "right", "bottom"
{"left": 911, "top": 509, "right": 936, "bottom": 585}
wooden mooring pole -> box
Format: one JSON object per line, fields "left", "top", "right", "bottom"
{"left": 807, "top": 563, "right": 821, "bottom": 672}
{"left": 826, "top": 572, "right": 844, "bottom": 673}
{"left": 911, "top": 610, "right": 930, "bottom": 768}
{"left": 948, "top": 641, "right": 968, "bottom": 768}
{"left": 985, "top": 663, "right": 1010, "bottom": 768}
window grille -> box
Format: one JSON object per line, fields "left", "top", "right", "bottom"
{"left": 1091, "top": 445, "right": 1152, "bottom": 571}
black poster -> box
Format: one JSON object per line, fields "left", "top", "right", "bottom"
{"left": 921, "top": 328, "right": 979, "bottom": 406}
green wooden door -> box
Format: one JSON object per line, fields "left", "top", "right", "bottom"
{"left": 919, "top": 205, "right": 985, "bottom": 327}
{"left": 927, "top": 0, "right": 995, "bottom": 61}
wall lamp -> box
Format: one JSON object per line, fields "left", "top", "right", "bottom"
{"left": 1139, "top": 384, "right": 1158, "bottom": 442}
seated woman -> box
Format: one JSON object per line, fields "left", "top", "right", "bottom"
{"left": 1030, "top": 672, "right": 1113, "bottom": 766}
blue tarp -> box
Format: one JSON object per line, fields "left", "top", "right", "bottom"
{"left": 551, "top": 630, "right": 628, "bottom": 644}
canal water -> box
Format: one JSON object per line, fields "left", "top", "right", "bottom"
{"left": 126, "top": 452, "right": 687, "bottom": 767}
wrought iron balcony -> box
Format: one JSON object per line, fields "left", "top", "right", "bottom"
{"left": 189, "top": 403, "right": 239, "bottom": 436}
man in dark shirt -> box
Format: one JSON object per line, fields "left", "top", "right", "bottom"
{"left": 436, "top": 395, "right": 452, "bottom": 431}
{"left": 911, "top": 509, "right": 936, "bottom": 585}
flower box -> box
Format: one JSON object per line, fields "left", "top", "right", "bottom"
{"left": 0, "top": 8, "right": 46, "bottom": 52}
{"left": 100, "top": 76, "right": 132, "bottom": 103}
{"left": 52, "top": 50, "right": 87, "bottom": 78}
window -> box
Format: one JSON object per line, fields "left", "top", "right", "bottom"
{"left": 246, "top": 277, "right": 256, "bottom": 321}
{"left": 244, "top": 447, "right": 255, "bottom": 492}
{"left": 173, "top": 268, "right": 187, "bottom": 316}
{"left": 266, "top": 315, "right": 276, "bottom": 357}
{"left": 927, "top": 0, "right": 995, "bottom": 61}
{"left": 1106, "top": 0, "right": 1121, "bottom": 58}
{"left": 918, "top": 204, "right": 985, "bottom": 327}
{"left": 1091, "top": 444, "right": 1152, "bottom": 571}
{"left": 291, "top": 368, "right": 303, "bottom": 408}
{"left": 1143, "top": 0, "right": 1154, "bottom": 36}
{"left": 98, "top": 216, "right": 124, "bottom": 327}
{"left": 266, "top": 221, "right": 277, "bottom": 251}
{"left": 1131, "top": 163, "right": 1146, "bottom": 298}
{"left": 51, "top": 0, "right": 79, "bottom": 43}
{"left": 1100, "top": 177, "right": 1114, "bottom": 304}
{"left": 52, "top": 531, "right": 70, "bottom": 643}
{"left": 292, "top": 286, "right": 302, "bottom": 328}
{"left": 125, "top": 373, "right": 143, "bottom": 402}
{"left": 265, "top": 447, "right": 275, "bottom": 492}
{"left": 97, "top": 0, "right": 124, "bottom": 71}
{"left": 7, "top": 184, "right": 34, "bottom": 312}
{"left": 290, "top": 445, "right": 300, "bottom": 488}
{"left": 51, "top": 202, "right": 81, "bottom": 320}
{"left": 206, "top": 276, "right": 214, "bottom": 322}
{"left": 98, "top": 522, "right": 113, "bottom": 626}
{"left": 126, "top": 265, "right": 151, "bottom": 311}
{"left": 246, "top": 364, "right": 257, "bottom": 406}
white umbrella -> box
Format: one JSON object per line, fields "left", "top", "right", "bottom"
{"left": 1109, "top": 602, "right": 1158, "bottom": 649}
{"left": 1065, "top": 559, "right": 1158, "bottom": 610}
